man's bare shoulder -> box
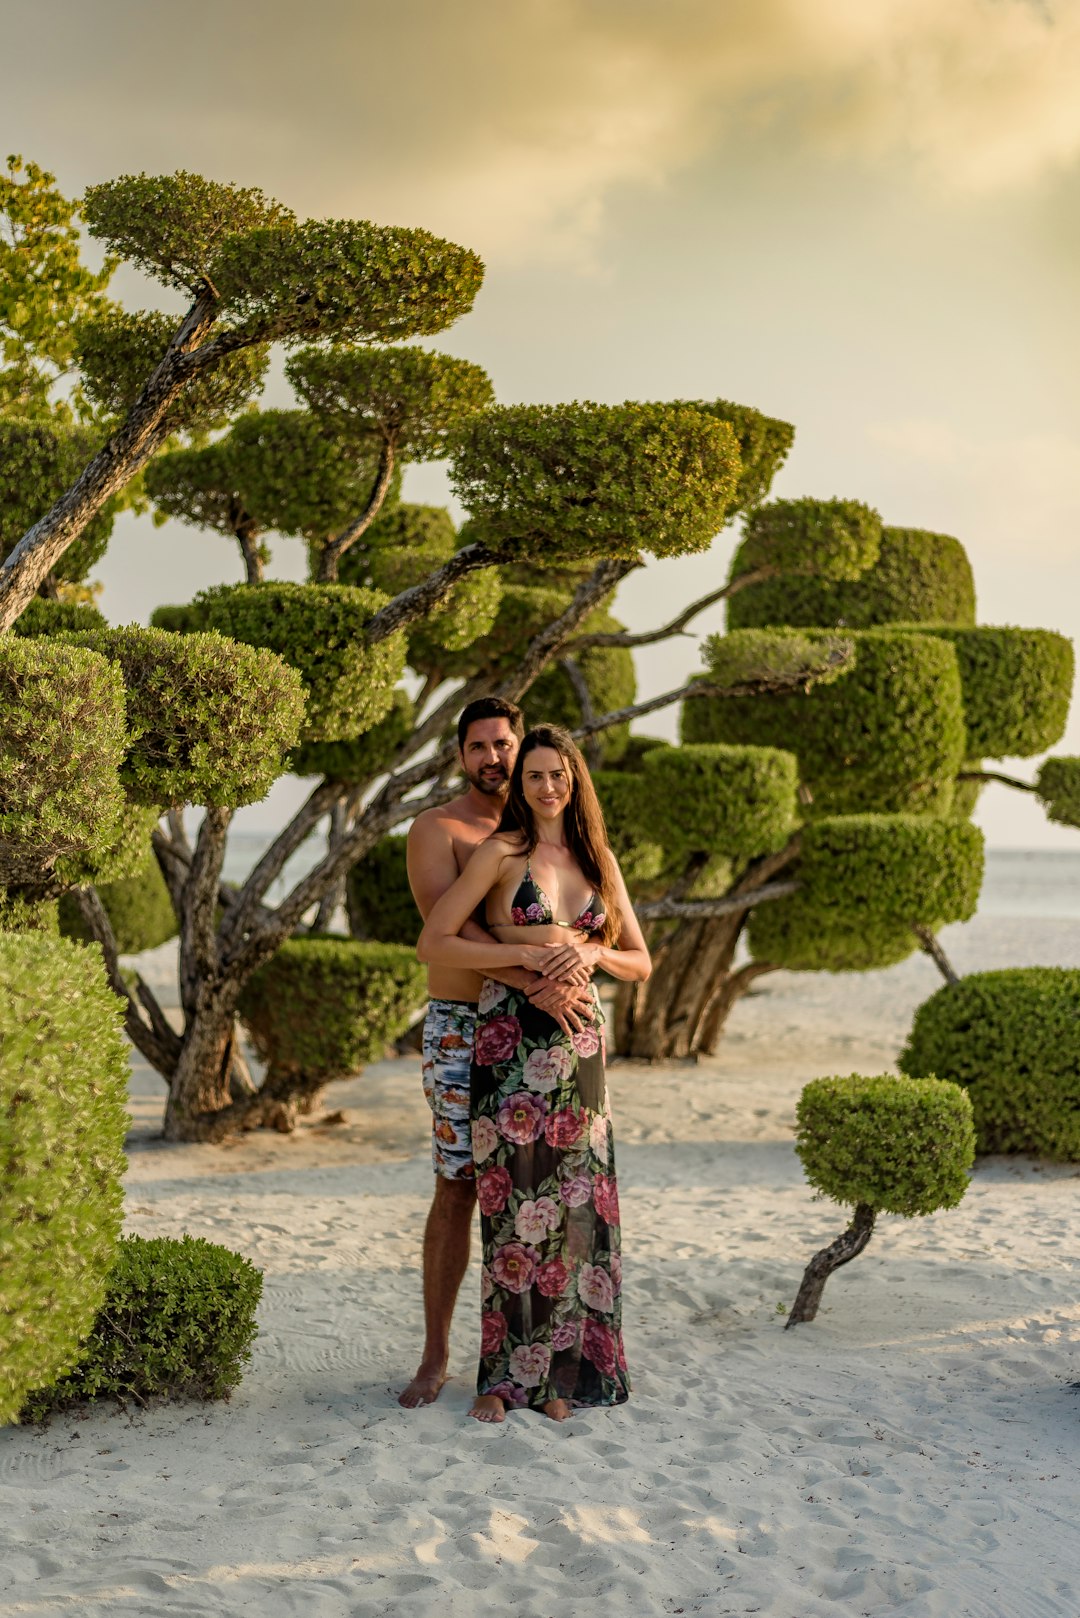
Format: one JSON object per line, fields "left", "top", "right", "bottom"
{"left": 407, "top": 798, "right": 467, "bottom": 842}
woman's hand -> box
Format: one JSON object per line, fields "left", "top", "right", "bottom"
{"left": 536, "top": 936, "right": 605, "bottom": 980}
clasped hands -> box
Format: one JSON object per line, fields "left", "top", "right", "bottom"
{"left": 519, "top": 935, "right": 605, "bottom": 1035}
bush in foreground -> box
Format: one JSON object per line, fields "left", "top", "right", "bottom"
{"left": 22, "top": 1234, "right": 262, "bottom": 1421}
{"left": 786, "top": 1073, "right": 974, "bottom": 1326}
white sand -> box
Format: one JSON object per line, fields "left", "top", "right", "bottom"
{"left": 2, "top": 913, "right": 1079, "bottom": 1617}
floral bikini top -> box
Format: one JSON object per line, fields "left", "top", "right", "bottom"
{"left": 509, "top": 855, "right": 606, "bottom": 935}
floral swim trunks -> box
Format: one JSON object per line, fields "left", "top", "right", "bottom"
{"left": 421, "top": 998, "right": 478, "bottom": 1181}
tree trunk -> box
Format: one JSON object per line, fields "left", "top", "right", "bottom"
{"left": 785, "top": 1202, "right": 876, "bottom": 1327}
{"left": 311, "top": 800, "right": 349, "bottom": 933}
{"left": 616, "top": 913, "right": 750, "bottom": 1058}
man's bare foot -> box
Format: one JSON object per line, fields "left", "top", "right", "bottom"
{"left": 469, "top": 1395, "right": 506, "bottom": 1423}
{"left": 543, "top": 1398, "right": 572, "bottom": 1421}
{"left": 398, "top": 1364, "right": 447, "bottom": 1408}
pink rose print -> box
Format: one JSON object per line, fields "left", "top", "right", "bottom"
{"left": 610, "top": 1252, "right": 622, "bottom": 1293}
{"left": 480, "top": 1310, "right": 508, "bottom": 1356}
{"left": 523, "top": 1046, "right": 572, "bottom": 1094}
{"left": 582, "top": 1318, "right": 617, "bottom": 1377}
{"left": 525, "top": 902, "right": 547, "bottom": 923}
{"left": 488, "top": 1380, "right": 529, "bottom": 1408}
{"left": 552, "top": 1321, "right": 579, "bottom": 1352}
{"left": 559, "top": 1173, "right": 592, "bottom": 1208}
{"left": 514, "top": 1196, "right": 561, "bottom": 1243}
{"left": 570, "top": 1025, "right": 601, "bottom": 1059}
{"left": 490, "top": 1242, "right": 538, "bottom": 1294}
{"left": 535, "top": 1257, "right": 571, "bottom": 1298}
{"left": 544, "top": 1106, "right": 586, "bottom": 1149}
{"left": 478, "top": 978, "right": 509, "bottom": 1015}
{"left": 476, "top": 1165, "right": 513, "bottom": 1215}
{"left": 471, "top": 1116, "right": 499, "bottom": 1164}
{"left": 592, "top": 1174, "right": 620, "bottom": 1227}
{"left": 589, "top": 1113, "right": 609, "bottom": 1155}
{"left": 508, "top": 1342, "right": 551, "bottom": 1388}
{"left": 481, "top": 1266, "right": 495, "bottom": 1302}
{"left": 577, "top": 1262, "right": 615, "bottom": 1313}
{"left": 474, "top": 1014, "right": 522, "bottom": 1066}
{"left": 510, "top": 907, "right": 527, "bottom": 925}
{"left": 496, "top": 1091, "right": 548, "bottom": 1145}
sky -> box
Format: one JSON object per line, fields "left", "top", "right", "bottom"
{"left": 4, "top": 0, "right": 1079, "bottom": 844}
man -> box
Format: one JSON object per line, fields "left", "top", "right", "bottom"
{"left": 398, "top": 696, "right": 592, "bottom": 1407}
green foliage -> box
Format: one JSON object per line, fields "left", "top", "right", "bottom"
{"left": 927, "top": 627, "right": 1074, "bottom": 760}
{"left": 450, "top": 402, "right": 741, "bottom": 563}
{"left": 0, "top": 418, "right": 115, "bottom": 582}
{"left": 525, "top": 610, "right": 636, "bottom": 762}
{"left": 77, "top": 310, "right": 268, "bottom": 435}
{"left": 731, "top": 498, "right": 882, "bottom": 591}
{"left": 638, "top": 744, "right": 798, "bottom": 866}
{"left": 289, "top": 690, "right": 414, "bottom": 782}
{"left": 900, "top": 968, "right": 1080, "bottom": 1159}
{"left": 0, "top": 636, "right": 126, "bottom": 887}
{"left": 408, "top": 579, "right": 573, "bottom": 685}
{"left": 749, "top": 814, "right": 984, "bottom": 971}
{"left": 53, "top": 802, "right": 161, "bottom": 889}
{"left": 701, "top": 627, "right": 854, "bottom": 693}
{"left": 195, "top": 583, "right": 405, "bottom": 743}
{"left": 684, "top": 629, "right": 966, "bottom": 817}
{"left": 591, "top": 771, "right": 667, "bottom": 889}
{"left": 59, "top": 625, "right": 305, "bottom": 807}
{"left": 23, "top": 1235, "right": 263, "bottom": 1421}
{"left": 10, "top": 597, "right": 107, "bottom": 637}
{"left": 148, "top": 602, "right": 205, "bottom": 634}
{"left": 727, "top": 525, "right": 976, "bottom": 631}
{"left": 0, "top": 933, "right": 128, "bottom": 1426}
{"left": 795, "top": 1073, "right": 974, "bottom": 1215}
{"left": 59, "top": 849, "right": 177, "bottom": 954}
{"left": 346, "top": 835, "right": 419, "bottom": 945}
{"left": 0, "top": 155, "right": 118, "bottom": 424}
{"left": 287, "top": 344, "right": 494, "bottom": 459}
{"left": 674, "top": 399, "right": 795, "bottom": 517}
{"left": 1037, "top": 756, "right": 1080, "bottom": 829}
{"left": 239, "top": 936, "right": 426, "bottom": 1080}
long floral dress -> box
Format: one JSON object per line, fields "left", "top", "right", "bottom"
{"left": 471, "top": 895, "right": 630, "bottom": 1410}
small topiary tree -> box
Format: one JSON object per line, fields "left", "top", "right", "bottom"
{"left": 899, "top": 968, "right": 1080, "bottom": 1159}
{"left": 237, "top": 937, "right": 427, "bottom": 1116}
{"left": 786, "top": 1073, "right": 975, "bottom": 1327}
{"left": 59, "top": 846, "right": 177, "bottom": 954}
{"left": 1037, "top": 757, "right": 1080, "bottom": 828}
{"left": 0, "top": 933, "right": 129, "bottom": 1425}
{"left": 22, "top": 1234, "right": 263, "bottom": 1421}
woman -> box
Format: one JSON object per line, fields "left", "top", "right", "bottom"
{"left": 418, "top": 724, "right": 651, "bottom": 1423}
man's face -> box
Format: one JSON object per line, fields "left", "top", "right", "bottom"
{"left": 461, "top": 718, "right": 519, "bottom": 796}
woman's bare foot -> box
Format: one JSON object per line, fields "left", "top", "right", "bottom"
{"left": 469, "top": 1395, "right": 506, "bottom": 1423}
{"left": 398, "top": 1362, "right": 447, "bottom": 1408}
{"left": 543, "top": 1398, "right": 572, "bottom": 1421}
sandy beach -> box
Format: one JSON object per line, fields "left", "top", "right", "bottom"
{"left": 2, "top": 910, "right": 1079, "bottom": 1618}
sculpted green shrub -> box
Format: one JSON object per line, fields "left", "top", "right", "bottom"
{"left": 728, "top": 525, "right": 975, "bottom": 631}
{"left": 23, "top": 1235, "right": 263, "bottom": 1421}
{"left": 900, "top": 968, "right": 1080, "bottom": 1159}
{"left": 1037, "top": 757, "right": 1080, "bottom": 828}
{"left": 59, "top": 848, "right": 177, "bottom": 954}
{"left": 786, "top": 1073, "right": 975, "bottom": 1326}
{"left": 927, "top": 627, "right": 1074, "bottom": 760}
{"left": 684, "top": 629, "right": 966, "bottom": 817}
{"left": 238, "top": 937, "right": 426, "bottom": 1105}
{"left": 749, "top": 814, "right": 983, "bottom": 970}
{"left": 345, "top": 505, "right": 503, "bottom": 657}
{"left": 148, "top": 602, "right": 207, "bottom": 634}
{"left": 53, "top": 802, "right": 161, "bottom": 889}
{"left": 525, "top": 609, "right": 636, "bottom": 761}
{"left": 0, "top": 934, "right": 128, "bottom": 1425}
{"left": 195, "top": 582, "right": 405, "bottom": 741}
{"left": 410, "top": 580, "right": 573, "bottom": 686}
{"left": 592, "top": 771, "right": 667, "bottom": 889}
{"left": 345, "top": 836, "right": 418, "bottom": 945}
{"left": 58, "top": 625, "right": 306, "bottom": 807}
{"left": 0, "top": 418, "right": 115, "bottom": 582}
{"left": 673, "top": 399, "right": 795, "bottom": 516}
{"left": 0, "top": 636, "right": 126, "bottom": 887}
{"left": 289, "top": 690, "right": 414, "bottom": 782}
{"left": 732, "top": 497, "right": 882, "bottom": 587}
{"left": 640, "top": 744, "right": 798, "bottom": 866}
{"left": 11, "top": 599, "right": 107, "bottom": 637}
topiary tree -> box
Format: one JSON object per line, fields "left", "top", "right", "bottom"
{"left": 0, "top": 932, "right": 129, "bottom": 1425}
{"left": 59, "top": 845, "right": 178, "bottom": 955}
{"left": 899, "top": 968, "right": 1080, "bottom": 1159}
{"left": 1037, "top": 757, "right": 1080, "bottom": 828}
{"left": 785, "top": 1073, "right": 975, "bottom": 1326}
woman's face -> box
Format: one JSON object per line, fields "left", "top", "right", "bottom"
{"left": 521, "top": 745, "right": 572, "bottom": 822}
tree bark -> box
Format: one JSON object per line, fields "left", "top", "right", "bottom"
{"left": 310, "top": 799, "right": 350, "bottom": 933}
{"left": 317, "top": 438, "right": 397, "bottom": 583}
{"left": 785, "top": 1203, "right": 876, "bottom": 1327}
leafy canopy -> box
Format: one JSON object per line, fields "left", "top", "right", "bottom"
{"left": 287, "top": 344, "right": 494, "bottom": 460}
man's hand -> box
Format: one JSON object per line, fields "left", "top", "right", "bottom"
{"left": 535, "top": 935, "right": 606, "bottom": 981}
{"left": 525, "top": 975, "right": 595, "bottom": 1035}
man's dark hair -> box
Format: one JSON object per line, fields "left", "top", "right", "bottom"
{"left": 457, "top": 696, "right": 525, "bottom": 751}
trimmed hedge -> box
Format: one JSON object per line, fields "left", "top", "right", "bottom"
{"left": 58, "top": 625, "right": 306, "bottom": 807}
{"left": 795, "top": 1073, "right": 975, "bottom": 1215}
{"left": 640, "top": 743, "right": 798, "bottom": 865}
{"left": 673, "top": 399, "right": 795, "bottom": 517}
{"left": 22, "top": 1235, "right": 263, "bottom": 1421}
{"left": 683, "top": 628, "right": 966, "bottom": 818}
{"left": 927, "top": 627, "right": 1074, "bottom": 760}
{"left": 148, "top": 602, "right": 208, "bottom": 634}
{"left": 0, "top": 636, "right": 127, "bottom": 887}
{"left": 1, "top": 935, "right": 129, "bottom": 1426}
{"left": 289, "top": 689, "right": 414, "bottom": 783}
{"left": 346, "top": 836, "right": 419, "bottom": 945}
{"left": 54, "top": 803, "right": 162, "bottom": 890}
{"left": 701, "top": 626, "right": 854, "bottom": 695}
{"left": 749, "top": 814, "right": 984, "bottom": 971}
{"left": 1037, "top": 757, "right": 1080, "bottom": 829}
{"left": 525, "top": 609, "right": 636, "bottom": 763}
{"left": 0, "top": 894, "right": 58, "bottom": 934}
{"left": 195, "top": 582, "right": 406, "bottom": 742}
{"left": 59, "top": 849, "right": 178, "bottom": 954}
{"left": 731, "top": 497, "right": 882, "bottom": 588}
{"left": 900, "top": 968, "right": 1080, "bottom": 1159}
{"left": 728, "top": 525, "right": 976, "bottom": 632}
{"left": 239, "top": 936, "right": 427, "bottom": 1086}
{"left": 592, "top": 771, "right": 667, "bottom": 890}
{"left": 11, "top": 599, "right": 108, "bottom": 638}
{"left": 411, "top": 579, "right": 574, "bottom": 685}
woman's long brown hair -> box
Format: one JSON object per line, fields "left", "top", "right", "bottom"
{"left": 497, "top": 724, "right": 622, "bottom": 945}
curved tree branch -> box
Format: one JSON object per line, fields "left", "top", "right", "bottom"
{"left": 956, "top": 769, "right": 1038, "bottom": 794}
{"left": 563, "top": 565, "right": 778, "bottom": 651}
{"left": 634, "top": 879, "right": 799, "bottom": 922}
{"left": 318, "top": 436, "right": 397, "bottom": 583}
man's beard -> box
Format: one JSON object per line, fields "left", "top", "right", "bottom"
{"left": 466, "top": 765, "right": 510, "bottom": 797}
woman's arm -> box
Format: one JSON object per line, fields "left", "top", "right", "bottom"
{"left": 417, "top": 839, "right": 564, "bottom": 975}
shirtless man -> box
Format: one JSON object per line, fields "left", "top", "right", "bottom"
{"left": 398, "top": 696, "right": 593, "bottom": 1408}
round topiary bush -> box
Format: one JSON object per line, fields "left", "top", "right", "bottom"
{"left": 238, "top": 936, "right": 427, "bottom": 1108}
{"left": 59, "top": 848, "right": 178, "bottom": 954}
{"left": 639, "top": 743, "right": 798, "bottom": 866}
{"left": 0, "top": 934, "right": 129, "bottom": 1425}
{"left": 11, "top": 599, "right": 108, "bottom": 638}
{"left": 671, "top": 399, "right": 795, "bottom": 517}
{"left": 148, "top": 601, "right": 209, "bottom": 634}
{"left": 786, "top": 1072, "right": 975, "bottom": 1326}
{"left": 749, "top": 814, "right": 984, "bottom": 971}
{"left": 592, "top": 770, "right": 667, "bottom": 890}
{"left": 899, "top": 968, "right": 1080, "bottom": 1159}
{"left": 346, "top": 836, "right": 418, "bottom": 945}
{"left": 195, "top": 582, "right": 406, "bottom": 742}
{"left": 22, "top": 1234, "right": 263, "bottom": 1421}
{"left": 927, "top": 627, "right": 1074, "bottom": 760}
{"left": 731, "top": 497, "right": 883, "bottom": 590}
{"left": 1037, "top": 757, "right": 1080, "bottom": 829}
